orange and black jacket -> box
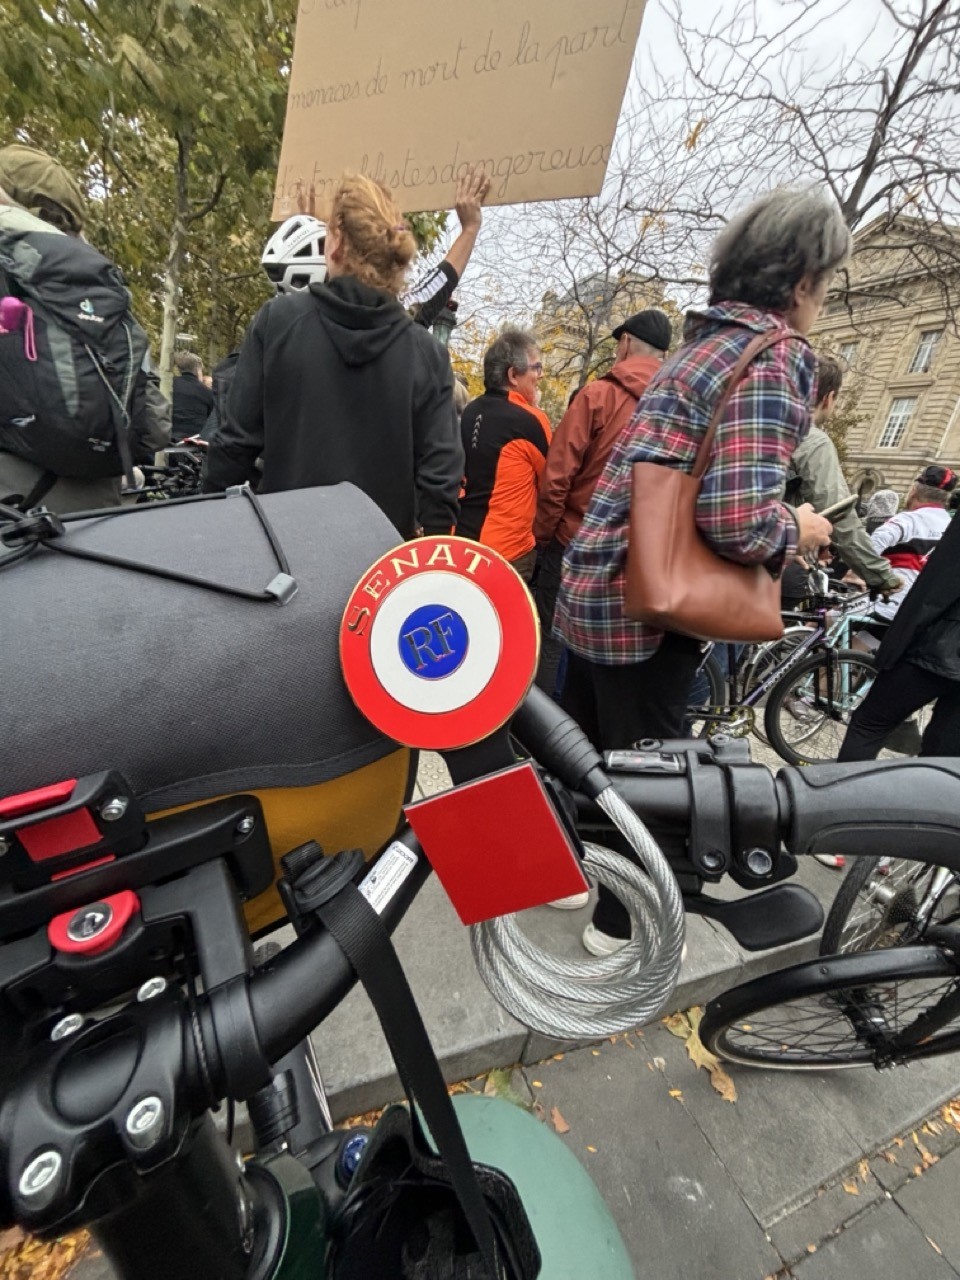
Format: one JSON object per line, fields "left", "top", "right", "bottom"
{"left": 456, "top": 389, "right": 552, "bottom": 562}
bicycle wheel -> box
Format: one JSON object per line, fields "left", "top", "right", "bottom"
{"left": 741, "top": 628, "right": 812, "bottom": 745}
{"left": 701, "top": 946, "right": 960, "bottom": 1070}
{"left": 686, "top": 650, "right": 726, "bottom": 739}
{"left": 764, "top": 649, "right": 876, "bottom": 765}
{"left": 820, "top": 858, "right": 960, "bottom": 956}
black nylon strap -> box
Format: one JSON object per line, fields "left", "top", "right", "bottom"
{"left": 20, "top": 470, "right": 57, "bottom": 511}
{"left": 0, "top": 486, "right": 297, "bottom": 603}
{"left": 315, "top": 885, "right": 505, "bottom": 1280}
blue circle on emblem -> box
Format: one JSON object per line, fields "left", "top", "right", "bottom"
{"left": 398, "top": 604, "right": 469, "bottom": 680}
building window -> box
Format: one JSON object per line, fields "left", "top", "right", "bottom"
{"left": 838, "top": 340, "right": 859, "bottom": 368}
{"left": 909, "top": 329, "right": 942, "bottom": 374}
{"left": 878, "top": 396, "right": 918, "bottom": 448}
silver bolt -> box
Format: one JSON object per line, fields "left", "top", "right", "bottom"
{"left": 701, "top": 849, "right": 724, "bottom": 873}
{"left": 66, "top": 902, "right": 112, "bottom": 944}
{"left": 100, "top": 796, "right": 129, "bottom": 822}
{"left": 125, "top": 1096, "right": 165, "bottom": 1151}
{"left": 51, "top": 1014, "right": 84, "bottom": 1042}
{"left": 0, "top": 836, "right": 9, "bottom": 856}
{"left": 19, "top": 1151, "right": 62, "bottom": 1204}
{"left": 745, "top": 847, "right": 774, "bottom": 877}
{"left": 137, "top": 977, "right": 168, "bottom": 1002}
{"left": 236, "top": 816, "right": 255, "bottom": 837}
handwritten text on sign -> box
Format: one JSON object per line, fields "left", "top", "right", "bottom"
{"left": 274, "top": 0, "right": 647, "bottom": 216}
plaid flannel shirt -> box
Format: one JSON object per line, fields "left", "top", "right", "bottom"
{"left": 554, "top": 303, "right": 815, "bottom": 666}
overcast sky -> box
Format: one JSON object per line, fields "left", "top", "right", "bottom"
{"left": 448, "top": 0, "right": 934, "bottom": 325}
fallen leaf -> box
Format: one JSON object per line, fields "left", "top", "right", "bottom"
{"left": 686, "top": 1030, "right": 720, "bottom": 1074}
{"left": 586, "top": 1145, "right": 597, "bottom": 1153}
{"left": 662, "top": 1005, "right": 736, "bottom": 1101}
{"left": 806, "top": 1244, "right": 817, "bottom": 1254}
{"left": 858, "top": 1158, "right": 870, "bottom": 1182}
{"left": 0, "top": 1228, "right": 25, "bottom": 1254}
{"left": 928, "top": 1237, "right": 943, "bottom": 1256}
{"left": 710, "top": 1065, "right": 738, "bottom": 1103}
{"left": 483, "top": 1069, "right": 529, "bottom": 1109}
{"left": 663, "top": 1011, "right": 692, "bottom": 1039}
{"left": 653, "top": 1057, "right": 666, "bottom": 1072}
{"left": 882, "top": 1150, "right": 898, "bottom": 1164}
{"left": 552, "top": 1053, "right": 564, "bottom": 1061}
{"left": 669, "top": 1089, "right": 683, "bottom": 1098}
{"left": 550, "top": 1106, "right": 570, "bottom": 1135}
{"left": 532, "top": 1081, "right": 543, "bottom": 1089}
{"left": 591, "top": 1049, "right": 601, "bottom": 1057}
{"left": 842, "top": 1181, "right": 860, "bottom": 1196}
{"left": 914, "top": 1164, "right": 923, "bottom": 1177}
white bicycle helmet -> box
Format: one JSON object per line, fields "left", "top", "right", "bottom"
{"left": 261, "top": 215, "right": 327, "bottom": 293}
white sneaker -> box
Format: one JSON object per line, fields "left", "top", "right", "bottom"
{"left": 548, "top": 891, "right": 590, "bottom": 910}
{"left": 814, "top": 854, "right": 846, "bottom": 869}
{"left": 785, "top": 695, "right": 819, "bottom": 723}
{"left": 582, "top": 923, "right": 629, "bottom": 956}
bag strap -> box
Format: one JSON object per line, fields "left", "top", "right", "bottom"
{"left": 0, "top": 486, "right": 299, "bottom": 604}
{"left": 316, "top": 885, "right": 507, "bottom": 1280}
{"left": 20, "top": 470, "right": 57, "bottom": 511}
{"left": 691, "top": 329, "right": 791, "bottom": 481}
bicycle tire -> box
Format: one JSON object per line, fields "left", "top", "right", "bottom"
{"left": 820, "top": 858, "right": 960, "bottom": 956}
{"left": 687, "top": 651, "right": 726, "bottom": 739}
{"left": 701, "top": 945, "right": 960, "bottom": 1070}
{"left": 741, "top": 628, "right": 812, "bottom": 745}
{"left": 764, "top": 648, "right": 876, "bottom": 765}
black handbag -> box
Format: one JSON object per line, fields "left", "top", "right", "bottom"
{"left": 315, "top": 884, "right": 541, "bottom": 1280}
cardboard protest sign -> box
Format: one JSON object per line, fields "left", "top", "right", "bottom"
{"left": 273, "top": 0, "right": 647, "bottom": 217}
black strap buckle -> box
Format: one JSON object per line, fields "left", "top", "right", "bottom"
{"left": 0, "top": 507, "right": 65, "bottom": 548}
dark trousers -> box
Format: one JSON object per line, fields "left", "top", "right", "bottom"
{"left": 533, "top": 538, "right": 566, "bottom": 697}
{"left": 839, "top": 660, "right": 960, "bottom": 761}
{"left": 561, "top": 634, "right": 703, "bottom": 937}
{"left": 511, "top": 547, "right": 537, "bottom": 583}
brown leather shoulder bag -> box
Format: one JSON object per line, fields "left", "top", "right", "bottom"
{"left": 624, "top": 329, "right": 790, "bottom": 642}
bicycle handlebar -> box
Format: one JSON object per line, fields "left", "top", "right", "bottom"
{"left": 10, "top": 692, "right": 960, "bottom": 1243}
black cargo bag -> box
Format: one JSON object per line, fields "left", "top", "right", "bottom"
{"left": 0, "top": 485, "right": 413, "bottom": 931}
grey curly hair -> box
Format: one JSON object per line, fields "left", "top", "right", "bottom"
{"left": 483, "top": 326, "right": 539, "bottom": 392}
{"left": 709, "top": 187, "right": 852, "bottom": 312}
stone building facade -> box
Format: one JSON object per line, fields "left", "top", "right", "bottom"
{"left": 811, "top": 216, "right": 960, "bottom": 500}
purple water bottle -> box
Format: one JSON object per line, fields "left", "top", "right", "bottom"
{"left": 0, "top": 297, "right": 38, "bottom": 361}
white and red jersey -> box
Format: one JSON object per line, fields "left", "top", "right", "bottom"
{"left": 871, "top": 504, "right": 952, "bottom": 620}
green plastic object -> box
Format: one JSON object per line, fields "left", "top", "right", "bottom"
{"left": 260, "top": 1150, "right": 329, "bottom": 1279}
{"left": 451, "top": 1094, "right": 635, "bottom": 1279}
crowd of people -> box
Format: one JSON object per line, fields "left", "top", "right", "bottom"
{"left": 3, "top": 144, "right": 960, "bottom": 959}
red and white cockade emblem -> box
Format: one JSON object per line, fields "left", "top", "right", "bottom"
{"left": 340, "top": 537, "right": 540, "bottom": 750}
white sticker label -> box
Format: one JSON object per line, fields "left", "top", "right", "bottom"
{"left": 358, "top": 840, "right": 419, "bottom": 915}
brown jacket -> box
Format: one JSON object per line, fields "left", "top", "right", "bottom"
{"left": 534, "top": 354, "right": 661, "bottom": 547}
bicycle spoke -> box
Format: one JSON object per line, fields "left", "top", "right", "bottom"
{"left": 718, "top": 976, "right": 960, "bottom": 1065}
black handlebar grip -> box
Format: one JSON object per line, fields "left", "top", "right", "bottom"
{"left": 778, "top": 759, "right": 960, "bottom": 872}
{"left": 512, "top": 685, "right": 609, "bottom": 800}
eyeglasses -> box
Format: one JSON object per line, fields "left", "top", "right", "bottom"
{"left": 516, "top": 362, "right": 543, "bottom": 376}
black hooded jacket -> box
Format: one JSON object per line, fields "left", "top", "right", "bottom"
{"left": 204, "top": 276, "right": 463, "bottom": 537}
{"left": 876, "top": 510, "right": 960, "bottom": 682}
